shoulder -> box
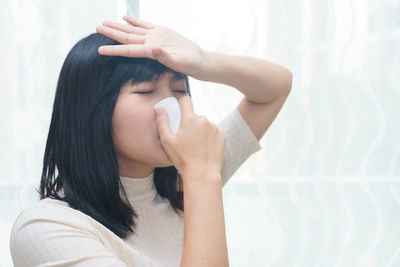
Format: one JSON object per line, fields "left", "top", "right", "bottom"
{"left": 10, "top": 198, "right": 98, "bottom": 248}
{"left": 11, "top": 198, "right": 95, "bottom": 232}
{"left": 216, "top": 107, "right": 262, "bottom": 186}
{"left": 9, "top": 198, "right": 108, "bottom": 266}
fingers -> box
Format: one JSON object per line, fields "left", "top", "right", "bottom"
{"left": 155, "top": 107, "right": 175, "bottom": 143}
{"left": 122, "top": 15, "right": 156, "bottom": 29}
{"left": 96, "top": 25, "right": 145, "bottom": 45}
{"left": 179, "top": 95, "right": 195, "bottom": 119}
{"left": 102, "top": 21, "right": 147, "bottom": 35}
{"left": 98, "top": 44, "right": 151, "bottom": 58}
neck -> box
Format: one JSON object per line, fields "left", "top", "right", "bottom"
{"left": 117, "top": 156, "right": 155, "bottom": 179}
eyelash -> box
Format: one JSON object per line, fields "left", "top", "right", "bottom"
{"left": 136, "top": 90, "right": 187, "bottom": 94}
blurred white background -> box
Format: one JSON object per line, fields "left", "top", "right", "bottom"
{"left": 1, "top": 0, "right": 399, "bottom": 266}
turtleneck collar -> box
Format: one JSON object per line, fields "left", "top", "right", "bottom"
{"left": 119, "top": 172, "right": 157, "bottom": 203}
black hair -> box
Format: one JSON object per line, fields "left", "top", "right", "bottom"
{"left": 38, "top": 32, "right": 190, "bottom": 239}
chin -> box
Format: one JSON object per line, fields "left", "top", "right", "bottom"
{"left": 153, "top": 148, "right": 174, "bottom": 168}
{"left": 155, "top": 161, "right": 174, "bottom": 169}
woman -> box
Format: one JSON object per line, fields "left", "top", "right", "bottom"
{"left": 9, "top": 15, "right": 292, "bottom": 266}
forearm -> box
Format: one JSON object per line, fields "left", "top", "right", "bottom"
{"left": 192, "top": 51, "right": 292, "bottom": 104}
{"left": 180, "top": 169, "right": 229, "bottom": 267}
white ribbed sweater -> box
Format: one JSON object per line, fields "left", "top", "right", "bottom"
{"left": 9, "top": 107, "right": 262, "bottom": 267}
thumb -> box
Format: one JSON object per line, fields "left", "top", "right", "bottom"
{"left": 155, "top": 107, "right": 175, "bottom": 143}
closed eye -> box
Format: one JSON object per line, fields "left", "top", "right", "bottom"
{"left": 135, "top": 91, "right": 153, "bottom": 94}
{"left": 136, "top": 90, "right": 187, "bottom": 94}
{"left": 175, "top": 90, "right": 188, "bottom": 94}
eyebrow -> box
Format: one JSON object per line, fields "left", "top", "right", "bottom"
{"left": 171, "top": 72, "right": 185, "bottom": 81}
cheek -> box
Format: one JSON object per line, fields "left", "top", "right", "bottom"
{"left": 112, "top": 99, "right": 158, "bottom": 155}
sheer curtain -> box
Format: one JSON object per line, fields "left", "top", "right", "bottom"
{"left": 0, "top": 1, "right": 129, "bottom": 265}
{"left": 1, "top": 0, "right": 400, "bottom": 266}
{"left": 139, "top": 1, "right": 400, "bottom": 266}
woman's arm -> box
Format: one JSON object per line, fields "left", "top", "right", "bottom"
{"left": 96, "top": 16, "right": 292, "bottom": 106}
{"left": 192, "top": 51, "right": 292, "bottom": 104}
{"left": 192, "top": 51, "right": 293, "bottom": 141}
{"left": 154, "top": 95, "right": 229, "bottom": 265}
{"left": 95, "top": 16, "right": 292, "bottom": 106}
{"left": 180, "top": 168, "right": 229, "bottom": 267}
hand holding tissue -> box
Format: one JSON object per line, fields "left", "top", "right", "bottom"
{"left": 154, "top": 95, "right": 226, "bottom": 179}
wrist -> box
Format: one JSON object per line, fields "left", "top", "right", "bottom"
{"left": 180, "top": 166, "right": 221, "bottom": 184}
{"left": 191, "top": 50, "right": 214, "bottom": 81}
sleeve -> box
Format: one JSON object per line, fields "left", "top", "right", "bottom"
{"left": 9, "top": 203, "right": 129, "bottom": 267}
{"left": 217, "top": 107, "right": 262, "bottom": 187}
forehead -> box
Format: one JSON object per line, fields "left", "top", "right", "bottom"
{"left": 160, "top": 71, "right": 186, "bottom": 82}
{"left": 139, "top": 71, "right": 185, "bottom": 83}
{"left": 170, "top": 71, "right": 185, "bottom": 80}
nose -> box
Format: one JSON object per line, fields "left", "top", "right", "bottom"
{"left": 153, "top": 96, "right": 181, "bottom": 136}
{"left": 154, "top": 85, "right": 177, "bottom": 105}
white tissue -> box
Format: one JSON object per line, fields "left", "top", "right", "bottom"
{"left": 154, "top": 97, "right": 181, "bottom": 135}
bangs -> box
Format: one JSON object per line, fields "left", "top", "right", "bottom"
{"left": 108, "top": 56, "right": 190, "bottom": 94}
